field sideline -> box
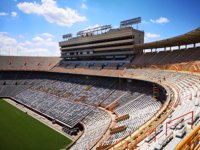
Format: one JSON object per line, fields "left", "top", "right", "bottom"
{"left": 0, "top": 99, "right": 72, "bottom": 150}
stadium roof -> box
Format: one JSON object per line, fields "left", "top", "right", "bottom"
{"left": 133, "top": 27, "right": 200, "bottom": 50}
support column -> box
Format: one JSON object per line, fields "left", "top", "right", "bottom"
{"left": 153, "top": 84, "right": 159, "bottom": 99}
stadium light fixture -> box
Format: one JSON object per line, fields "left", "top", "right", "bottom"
{"left": 120, "top": 17, "right": 141, "bottom": 29}
{"left": 62, "top": 34, "right": 72, "bottom": 40}
{"left": 77, "top": 25, "right": 112, "bottom": 37}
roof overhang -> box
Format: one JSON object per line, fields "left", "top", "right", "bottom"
{"left": 133, "top": 27, "right": 200, "bottom": 50}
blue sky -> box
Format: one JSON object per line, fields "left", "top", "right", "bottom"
{"left": 0, "top": 0, "right": 200, "bottom": 56}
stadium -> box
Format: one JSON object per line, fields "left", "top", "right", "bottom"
{"left": 0, "top": 17, "right": 200, "bottom": 149}
{"left": 1, "top": 1, "right": 200, "bottom": 149}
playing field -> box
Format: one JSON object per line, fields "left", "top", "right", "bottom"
{"left": 0, "top": 99, "right": 72, "bottom": 150}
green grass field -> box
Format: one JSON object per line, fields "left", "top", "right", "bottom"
{"left": 0, "top": 99, "right": 72, "bottom": 150}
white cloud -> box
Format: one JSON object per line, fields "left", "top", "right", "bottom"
{"left": 0, "top": 12, "right": 8, "bottom": 16}
{"left": 11, "top": 11, "right": 17, "bottom": 17}
{"left": 145, "top": 32, "right": 160, "bottom": 42}
{"left": 0, "top": 32, "right": 8, "bottom": 35}
{"left": 0, "top": 35, "right": 17, "bottom": 45}
{"left": 145, "top": 32, "right": 160, "bottom": 39}
{"left": 32, "top": 36, "right": 44, "bottom": 43}
{"left": 81, "top": 3, "right": 88, "bottom": 9}
{"left": 17, "top": 0, "right": 87, "bottom": 27}
{"left": 18, "top": 41, "right": 32, "bottom": 46}
{"left": 18, "top": 35, "right": 25, "bottom": 38}
{"left": 0, "top": 32, "right": 60, "bottom": 56}
{"left": 0, "top": 11, "right": 18, "bottom": 17}
{"left": 42, "top": 32, "right": 54, "bottom": 38}
{"left": 150, "top": 17, "right": 170, "bottom": 24}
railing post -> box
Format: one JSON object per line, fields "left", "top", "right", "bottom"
{"left": 191, "top": 111, "right": 194, "bottom": 129}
